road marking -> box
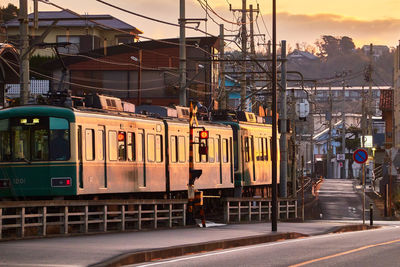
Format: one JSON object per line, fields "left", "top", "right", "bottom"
{"left": 0, "top": 264, "right": 78, "bottom": 267}
{"left": 289, "top": 238, "right": 400, "bottom": 267}
{"left": 137, "top": 227, "right": 390, "bottom": 266}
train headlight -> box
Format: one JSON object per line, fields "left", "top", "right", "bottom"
{"left": 51, "top": 177, "right": 72, "bottom": 187}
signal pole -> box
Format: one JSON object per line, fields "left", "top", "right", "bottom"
{"left": 279, "top": 40, "right": 287, "bottom": 198}
{"left": 341, "top": 73, "right": 346, "bottom": 179}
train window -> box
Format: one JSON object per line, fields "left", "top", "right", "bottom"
{"left": 127, "top": 132, "right": 136, "bottom": 161}
{"left": 85, "top": 129, "right": 95, "bottom": 161}
{"left": 216, "top": 136, "right": 221, "bottom": 163}
{"left": 208, "top": 138, "right": 215, "bottom": 163}
{"left": 0, "top": 119, "right": 11, "bottom": 162}
{"left": 264, "top": 138, "right": 269, "bottom": 161}
{"left": 31, "top": 129, "right": 48, "bottom": 161}
{"left": 147, "top": 134, "right": 155, "bottom": 162}
{"left": 108, "top": 131, "right": 117, "bottom": 161}
{"left": 269, "top": 138, "right": 273, "bottom": 161}
{"left": 244, "top": 137, "right": 250, "bottom": 162}
{"left": 118, "top": 131, "right": 126, "bottom": 161}
{"left": 96, "top": 130, "right": 104, "bottom": 160}
{"left": 170, "top": 136, "right": 177, "bottom": 163}
{"left": 222, "top": 138, "right": 228, "bottom": 163}
{"left": 257, "top": 137, "right": 263, "bottom": 161}
{"left": 137, "top": 132, "right": 144, "bottom": 162}
{"left": 49, "top": 117, "right": 70, "bottom": 161}
{"left": 178, "top": 136, "right": 186, "bottom": 163}
{"left": 156, "top": 135, "right": 163, "bottom": 162}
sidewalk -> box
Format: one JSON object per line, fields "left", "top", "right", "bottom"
{"left": 0, "top": 220, "right": 379, "bottom": 267}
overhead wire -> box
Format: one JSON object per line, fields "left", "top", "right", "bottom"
{"left": 196, "top": 0, "right": 239, "bottom": 33}
{"left": 2, "top": 54, "right": 214, "bottom": 95}
{"left": 38, "top": 0, "right": 214, "bottom": 56}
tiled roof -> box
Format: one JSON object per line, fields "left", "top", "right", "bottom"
{"left": 379, "top": 89, "right": 393, "bottom": 111}
{"left": 5, "top": 11, "right": 142, "bottom": 34}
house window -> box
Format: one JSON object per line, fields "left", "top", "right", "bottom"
{"left": 57, "top": 36, "right": 80, "bottom": 54}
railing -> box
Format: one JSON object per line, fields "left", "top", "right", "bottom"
{"left": 372, "top": 165, "right": 383, "bottom": 196}
{"left": 5, "top": 80, "right": 50, "bottom": 96}
{"left": 224, "top": 198, "right": 297, "bottom": 223}
{"left": 0, "top": 199, "right": 187, "bottom": 240}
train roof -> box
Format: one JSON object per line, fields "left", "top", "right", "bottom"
{"left": 0, "top": 105, "right": 76, "bottom": 122}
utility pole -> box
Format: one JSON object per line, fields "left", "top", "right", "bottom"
{"left": 219, "top": 24, "right": 226, "bottom": 109}
{"left": 19, "top": 0, "right": 30, "bottom": 105}
{"left": 368, "top": 44, "right": 373, "bottom": 136}
{"left": 279, "top": 40, "right": 287, "bottom": 198}
{"left": 249, "top": 4, "right": 256, "bottom": 110}
{"left": 327, "top": 84, "right": 333, "bottom": 179}
{"left": 179, "top": 0, "right": 187, "bottom": 106}
{"left": 271, "top": 0, "right": 278, "bottom": 232}
{"left": 341, "top": 73, "right": 346, "bottom": 179}
{"left": 240, "top": 0, "right": 247, "bottom": 111}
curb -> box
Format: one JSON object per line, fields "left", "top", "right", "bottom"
{"left": 90, "top": 232, "right": 308, "bottom": 267}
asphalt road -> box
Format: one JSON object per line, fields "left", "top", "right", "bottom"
{"left": 134, "top": 225, "right": 400, "bottom": 267}
{"left": 318, "top": 179, "right": 364, "bottom": 220}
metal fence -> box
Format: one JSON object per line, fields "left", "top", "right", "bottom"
{"left": 0, "top": 199, "right": 187, "bottom": 240}
{"left": 224, "top": 198, "right": 297, "bottom": 223}
{"left": 5, "top": 80, "right": 49, "bottom": 96}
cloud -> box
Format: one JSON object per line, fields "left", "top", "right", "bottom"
{"left": 275, "top": 12, "right": 400, "bottom": 47}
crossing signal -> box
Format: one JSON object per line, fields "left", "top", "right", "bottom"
{"left": 199, "top": 130, "right": 209, "bottom": 140}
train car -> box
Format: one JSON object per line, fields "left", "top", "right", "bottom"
{"left": 0, "top": 104, "right": 169, "bottom": 199}
{"left": 163, "top": 117, "right": 234, "bottom": 195}
{"left": 212, "top": 110, "right": 280, "bottom": 197}
{"left": 0, "top": 97, "right": 236, "bottom": 200}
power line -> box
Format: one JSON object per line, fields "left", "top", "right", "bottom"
{"left": 197, "top": 0, "right": 239, "bottom": 33}
{"left": 38, "top": 0, "right": 214, "bottom": 56}
{"left": 255, "top": 0, "right": 271, "bottom": 40}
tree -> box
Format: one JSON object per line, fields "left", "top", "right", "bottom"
{"left": 340, "top": 36, "right": 355, "bottom": 54}
{"left": 0, "top": 4, "right": 19, "bottom": 23}
{"left": 315, "top": 35, "right": 340, "bottom": 59}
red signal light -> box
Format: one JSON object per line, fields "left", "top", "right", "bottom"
{"left": 118, "top": 132, "right": 125, "bottom": 141}
{"left": 199, "top": 130, "right": 209, "bottom": 139}
{"left": 66, "top": 179, "right": 71, "bottom": 185}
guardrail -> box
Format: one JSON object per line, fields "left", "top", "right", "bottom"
{"left": 224, "top": 198, "right": 297, "bottom": 223}
{"left": 0, "top": 199, "right": 187, "bottom": 240}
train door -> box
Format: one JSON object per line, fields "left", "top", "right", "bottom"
{"left": 77, "top": 125, "right": 83, "bottom": 189}
{"left": 216, "top": 135, "right": 222, "bottom": 184}
{"left": 137, "top": 129, "right": 146, "bottom": 188}
{"left": 250, "top": 136, "right": 256, "bottom": 182}
{"left": 243, "top": 135, "right": 254, "bottom": 185}
{"left": 96, "top": 126, "right": 107, "bottom": 188}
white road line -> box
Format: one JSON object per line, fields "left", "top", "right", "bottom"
{"left": 136, "top": 226, "right": 392, "bottom": 266}
{"left": 0, "top": 264, "right": 80, "bottom": 267}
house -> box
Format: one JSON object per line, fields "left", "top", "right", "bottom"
{"left": 50, "top": 36, "right": 220, "bottom": 107}
{"left": 362, "top": 45, "right": 389, "bottom": 60}
{"left": 4, "top": 11, "right": 142, "bottom": 57}
{"left": 287, "top": 50, "right": 319, "bottom": 63}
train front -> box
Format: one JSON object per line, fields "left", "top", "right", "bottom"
{"left": 0, "top": 106, "right": 76, "bottom": 199}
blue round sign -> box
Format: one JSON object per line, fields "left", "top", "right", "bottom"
{"left": 353, "top": 148, "right": 368, "bottom": 164}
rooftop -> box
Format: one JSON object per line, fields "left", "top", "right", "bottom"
{"left": 4, "top": 11, "right": 142, "bottom": 35}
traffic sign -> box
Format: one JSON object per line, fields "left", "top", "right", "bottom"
{"left": 353, "top": 148, "right": 368, "bottom": 164}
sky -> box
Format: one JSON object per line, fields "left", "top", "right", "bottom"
{"left": 5, "top": 0, "right": 400, "bottom": 51}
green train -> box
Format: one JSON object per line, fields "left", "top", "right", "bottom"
{"left": 0, "top": 96, "right": 279, "bottom": 200}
